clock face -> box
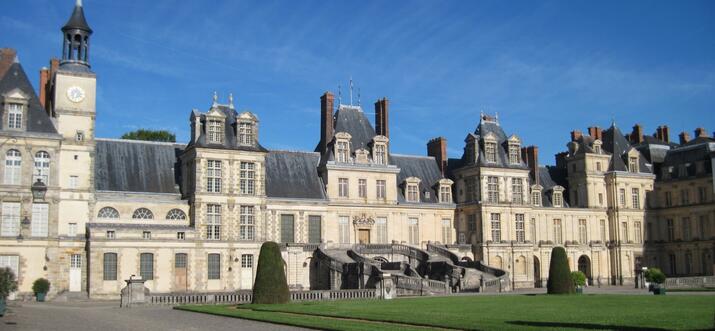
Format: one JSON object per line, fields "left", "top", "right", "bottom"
{"left": 66, "top": 86, "right": 86, "bottom": 103}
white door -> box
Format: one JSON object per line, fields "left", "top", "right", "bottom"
{"left": 240, "top": 254, "right": 254, "bottom": 289}
{"left": 69, "top": 254, "right": 82, "bottom": 292}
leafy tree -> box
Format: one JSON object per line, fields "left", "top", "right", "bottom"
{"left": 644, "top": 268, "right": 666, "bottom": 284}
{"left": 571, "top": 271, "right": 586, "bottom": 288}
{"left": 121, "top": 129, "right": 176, "bottom": 142}
{"left": 32, "top": 278, "right": 50, "bottom": 294}
{"left": 547, "top": 247, "right": 574, "bottom": 294}
{"left": 0, "top": 267, "right": 18, "bottom": 299}
{"left": 251, "top": 241, "right": 290, "bottom": 304}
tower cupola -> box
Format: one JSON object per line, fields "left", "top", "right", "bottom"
{"left": 61, "top": 0, "right": 93, "bottom": 67}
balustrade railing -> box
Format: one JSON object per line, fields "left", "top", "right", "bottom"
{"left": 146, "top": 289, "right": 377, "bottom": 306}
{"left": 664, "top": 276, "right": 715, "bottom": 288}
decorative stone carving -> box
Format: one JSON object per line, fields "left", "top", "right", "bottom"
{"left": 352, "top": 214, "right": 375, "bottom": 228}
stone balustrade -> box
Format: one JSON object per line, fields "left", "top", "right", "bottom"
{"left": 664, "top": 276, "right": 715, "bottom": 289}
{"left": 138, "top": 288, "right": 378, "bottom": 307}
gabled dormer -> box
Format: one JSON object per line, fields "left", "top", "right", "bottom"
{"left": 551, "top": 185, "right": 565, "bottom": 207}
{"left": 531, "top": 184, "right": 543, "bottom": 206}
{"left": 204, "top": 105, "right": 226, "bottom": 145}
{"left": 403, "top": 176, "right": 421, "bottom": 203}
{"left": 371, "top": 135, "right": 389, "bottom": 165}
{"left": 592, "top": 139, "right": 603, "bottom": 154}
{"left": 334, "top": 132, "right": 352, "bottom": 163}
{"left": 626, "top": 148, "right": 640, "bottom": 173}
{"left": 2, "top": 88, "right": 29, "bottom": 131}
{"left": 434, "top": 178, "right": 454, "bottom": 203}
{"left": 507, "top": 134, "right": 521, "bottom": 164}
{"left": 483, "top": 132, "right": 498, "bottom": 164}
{"left": 236, "top": 111, "right": 258, "bottom": 147}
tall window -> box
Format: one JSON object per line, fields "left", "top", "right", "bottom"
{"left": 358, "top": 179, "right": 367, "bottom": 198}
{"left": 487, "top": 176, "right": 499, "bottom": 203}
{"left": 553, "top": 219, "right": 562, "bottom": 244}
{"left": 631, "top": 188, "right": 640, "bottom": 209}
{"left": 485, "top": 142, "right": 497, "bottom": 163}
{"left": 1, "top": 202, "right": 21, "bottom": 236}
{"left": 4, "top": 149, "right": 21, "bottom": 185}
{"left": 375, "top": 217, "right": 387, "bottom": 243}
{"left": 491, "top": 213, "right": 501, "bottom": 242}
{"left": 241, "top": 254, "right": 253, "bottom": 269}
{"left": 465, "top": 177, "right": 476, "bottom": 202}
{"left": 336, "top": 141, "right": 349, "bottom": 163}
{"left": 240, "top": 162, "right": 255, "bottom": 195}
{"left": 407, "top": 184, "right": 419, "bottom": 202}
{"left": 621, "top": 222, "right": 629, "bottom": 242}
{"left": 103, "top": 253, "right": 117, "bottom": 281}
{"left": 238, "top": 122, "right": 253, "bottom": 145}
{"left": 684, "top": 251, "right": 692, "bottom": 275}
{"left": 440, "top": 186, "right": 452, "bottom": 203}
{"left": 140, "top": 253, "right": 153, "bottom": 280}
{"left": 600, "top": 219, "right": 606, "bottom": 242}
{"left": 376, "top": 180, "right": 386, "bottom": 199}
{"left": 634, "top": 222, "right": 642, "bottom": 243}
{"left": 666, "top": 219, "right": 674, "bottom": 241}
{"left": 31, "top": 203, "right": 49, "bottom": 237}
{"left": 532, "top": 191, "right": 541, "bottom": 206}
{"left": 339, "top": 216, "right": 350, "bottom": 243}
{"left": 338, "top": 178, "right": 349, "bottom": 198}
{"left": 553, "top": 192, "right": 563, "bottom": 207}
{"left": 508, "top": 145, "right": 519, "bottom": 164}
{"left": 682, "top": 217, "right": 690, "bottom": 240}
{"left": 515, "top": 214, "right": 525, "bottom": 243}
{"left": 681, "top": 189, "right": 689, "bottom": 205}
{"left": 206, "top": 160, "right": 222, "bottom": 193}
{"left": 619, "top": 189, "right": 626, "bottom": 207}
{"left": 668, "top": 254, "right": 676, "bottom": 275}
{"left": 308, "top": 215, "right": 321, "bottom": 243}
{"left": 594, "top": 144, "right": 602, "bottom": 154}
{"left": 511, "top": 178, "right": 523, "bottom": 204}
{"left": 665, "top": 191, "right": 672, "bottom": 207}
{"left": 207, "top": 253, "right": 221, "bottom": 280}
{"left": 206, "top": 204, "right": 221, "bottom": 240}
{"left": 374, "top": 144, "right": 386, "bottom": 165}
{"left": 442, "top": 218, "right": 452, "bottom": 244}
{"left": 280, "top": 214, "right": 294, "bottom": 243}
{"left": 207, "top": 119, "right": 223, "bottom": 143}
{"left": 33, "top": 151, "right": 50, "bottom": 184}
{"left": 408, "top": 218, "right": 419, "bottom": 245}
{"left": 578, "top": 219, "right": 587, "bottom": 244}
{"left": 596, "top": 162, "right": 602, "bottom": 171}
{"left": 628, "top": 157, "right": 638, "bottom": 172}
{"left": 7, "top": 103, "right": 22, "bottom": 129}
{"left": 239, "top": 206, "right": 254, "bottom": 240}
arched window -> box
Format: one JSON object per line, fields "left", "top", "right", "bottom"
{"left": 97, "top": 207, "right": 120, "bottom": 219}
{"left": 166, "top": 209, "right": 187, "bottom": 220}
{"left": 34, "top": 151, "right": 50, "bottom": 184}
{"left": 132, "top": 208, "right": 154, "bottom": 220}
{"left": 4, "top": 149, "right": 22, "bottom": 185}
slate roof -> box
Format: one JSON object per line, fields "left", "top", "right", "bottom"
{"left": 63, "top": 2, "right": 92, "bottom": 33}
{"left": 333, "top": 105, "right": 377, "bottom": 152}
{"left": 601, "top": 124, "right": 651, "bottom": 174}
{"left": 0, "top": 62, "right": 59, "bottom": 135}
{"left": 265, "top": 150, "right": 326, "bottom": 200}
{"left": 658, "top": 142, "right": 714, "bottom": 180}
{"left": 392, "top": 154, "right": 446, "bottom": 204}
{"left": 95, "top": 139, "right": 183, "bottom": 194}
{"left": 190, "top": 105, "right": 268, "bottom": 152}
{"left": 472, "top": 119, "right": 528, "bottom": 170}
{"left": 538, "top": 166, "right": 570, "bottom": 207}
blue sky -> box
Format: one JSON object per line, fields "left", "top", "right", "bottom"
{"left": 3, "top": 0, "right": 714, "bottom": 164}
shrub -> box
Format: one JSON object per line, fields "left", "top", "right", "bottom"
{"left": 0, "top": 268, "right": 18, "bottom": 299}
{"left": 32, "top": 278, "right": 50, "bottom": 294}
{"left": 571, "top": 271, "right": 586, "bottom": 287}
{"left": 251, "top": 241, "right": 290, "bottom": 304}
{"left": 645, "top": 268, "right": 666, "bottom": 284}
{"left": 547, "top": 247, "right": 574, "bottom": 294}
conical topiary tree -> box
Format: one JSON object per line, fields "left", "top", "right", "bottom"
{"left": 547, "top": 246, "right": 574, "bottom": 294}
{"left": 251, "top": 241, "right": 290, "bottom": 304}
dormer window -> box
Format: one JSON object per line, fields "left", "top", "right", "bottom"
{"left": 208, "top": 119, "right": 223, "bottom": 143}
{"left": 507, "top": 135, "right": 521, "bottom": 164}
{"left": 532, "top": 190, "right": 541, "bottom": 206}
{"left": 629, "top": 156, "right": 638, "bottom": 172}
{"left": 334, "top": 132, "right": 352, "bottom": 163}
{"left": 374, "top": 144, "right": 386, "bottom": 165}
{"left": 593, "top": 140, "right": 602, "bottom": 154}
{"left": 238, "top": 122, "right": 253, "bottom": 145}
{"left": 437, "top": 179, "right": 454, "bottom": 203}
{"left": 552, "top": 190, "right": 563, "bottom": 207}
{"left": 485, "top": 142, "right": 497, "bottom": 163}
{"left": 404, "top": 177, "right": 421, "bottom": 203}
{"left": 7, "top": 103, "right": 22, "bottom": 129}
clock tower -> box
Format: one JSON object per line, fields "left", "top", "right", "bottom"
{"left": 50, "top": 0, "right": 96, "bottom": 247}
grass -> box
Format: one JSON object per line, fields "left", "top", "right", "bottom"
{"left": 177, "top": 294, "right": 715, "bottom": 330}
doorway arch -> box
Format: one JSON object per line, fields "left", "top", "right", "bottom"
{"left": 533, "top": 256, "right": 541, "bottom": 288}
{"left": 577, "top": 255, "right": 592, "bottom": 285}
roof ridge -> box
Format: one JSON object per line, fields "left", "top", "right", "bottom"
{"left": 390, "top": 153, "right": 435, "bottom": 159}
{"left": 269, "top": 149, "right": 320, "bottom": 154}
{"left": 96, "top": 137, "right": 184, "bottom": 147}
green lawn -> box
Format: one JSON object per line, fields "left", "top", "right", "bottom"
{"left": 176, "top": 294, "right": 715, "bottom": 330}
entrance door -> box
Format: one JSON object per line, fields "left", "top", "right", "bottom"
{"left": 240, "top": 254, "right": 254, "bottom": 289}
{"left": 175, "top": 253, "right": 188, "bottom": 292}
{"left": 578, "top": 255, "right": 592, "bottom": 285}
{"left": 358, "top": 229, "right": 370, "bottom": 244}
{"left": 69, "top": 254, "right": 82, "bottom": 292}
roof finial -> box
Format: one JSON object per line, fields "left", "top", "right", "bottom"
{"left": 611, "top": 116, "right": 616, "bottom": 128}
{"left": 76, "top": 0, "right": 82, "bottom": 7}
{"left": 228, "top": 93, "right": 234, "bottom": 109}
{"left": 357, "top": 88, "right": 361, "bottom": 107}
{"left": 13, "top": 54, "right": 19, "bottom": 64}
{"left": 212, "top": 91, "right": 218, "bottom": 107}
{"left": 349, "top": 76, "right": 354, "bottom": 106}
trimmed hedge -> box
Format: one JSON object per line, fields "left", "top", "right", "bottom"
{"left": 32, "top": 278, "right": 50, "bottom": 294}
{"left": 547, "top": 247, "right": 574, "bottom": 294}
{"left": 251, "top": 241, "right": 290, "bottom": 304}
{"left": 645, "top": 268, "right": 666, "bottom": 284}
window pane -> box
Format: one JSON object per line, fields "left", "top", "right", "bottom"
{"left": 281, "top": 214, "right": 294, "bottom": 243}
{"left": 308, "top": 215, "right": 321, "bottom": 243}
{"left": 140, "top": 253, "right": 153, "bottom": 280}
{"left": 208, "top": 253, "right": 221, "bottom": 279}
{"left": 103, "top": 253, "right": 117, "bottom": 281}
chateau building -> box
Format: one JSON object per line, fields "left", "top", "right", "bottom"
{"left": 0, "top": 2, "right": 712, "bottom": 299}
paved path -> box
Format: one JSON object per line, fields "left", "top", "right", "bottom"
{"left": 1, "top": 301, "right": 306, "bottom": 331}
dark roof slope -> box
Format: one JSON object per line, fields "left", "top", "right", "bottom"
{"left": 63, "top": 3, "right": 92, "bottom": 33}
{"left": 190, "top": 105, "right": 268, "bottom": 152}
{"left": 95, "top": 139, "right": 183, "bottom": 194}
{"left": 601, "top": 124, "right": 650, "bottom": 173}
{"left": 265, "top": 150, "right": 326, "bottom": 200}
{"left": 392, "top": 154, "right": 445, "bottom": 203}
{"left": 0, "top": 62, "right": 59, "bottom": 135}
{"left": 473, "top": 120, "right": 528, "bottom": 170}
{"left": 333, "top": 105, "right": 377, "bottom": 152}
{"left": 538, "top": 166, "right": 570, "bottom": 207}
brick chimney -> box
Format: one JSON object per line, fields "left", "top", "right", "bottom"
{"left": 0, "top": 48, "right": 17, "bottom": 79}
{"left": 570, "top": 130, "right": 583, "bottom": 142}
{"left": 320, "top": 92, "right": 334, "bottom": 153}
{"left": 694, "top": 127, "right": 707, "bottom": 138}
{"left": 521, "top": 146, "right": 540, "bottom": 186}
{"left": 631, "top": 124, "right": 644, "bottom": 144}
{"left": 555, "top": 151, "right": 568, "bottom": 169}
{"left": 427, "top": 137, "right": 447, "bottom": 176}
{"left": 588, "top": 126, "right": 603, "bottom": 140}
{"left": 679, "top": 131, "right": 690, "bottom": 145}
{"left": 38, "top": 58, "right": 59, "bottom": 113}
{"left": 375, "top": 97, "right": 389, "bottom": 138}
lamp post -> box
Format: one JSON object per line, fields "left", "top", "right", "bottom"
{"left": 31, "top": 178, "right": 47, "bottom": 202}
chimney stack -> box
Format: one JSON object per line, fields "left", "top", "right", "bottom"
{"left": 588, "top": 126, "right": 603, "bottom": 140}
{"left": 694, "top": 127, "right": 707, "bottom": 138}
{"left": 631, "top": 124, "right": 644, "bottom": 144}
{"left": 555, "top": 151, "right": 568, "bottom": 170}
{"left": 320, "top": 92, "right": 335, "bottom": 153}
{"left": 679, "top": 131, "right": 690, "bottom": 145}
{"left": 0, "top": 48, "right": 17, "bottom": 79}
{"left": 521, "top": 146, "right": 540, "bottom": 186}
{"left": 39, "top": 67, "right": 49, "bottom": 108}
{"left": 570, "top": 130, "right": 583, "bottom": 142}
{"left": 375, "top": 98, "right": 389, "bottom": 138}
{"left": 427, "top": 137, "right": 447, "bottom": 176}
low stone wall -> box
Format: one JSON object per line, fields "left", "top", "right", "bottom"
{"left": 134, "top": 288, "right": 378, "bottom": 307}
{"left": 664, "top": 276, "right": 715, "bottom": 289}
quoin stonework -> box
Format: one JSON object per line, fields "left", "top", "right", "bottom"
{"left": 1, "top": 2, "right": 713, "bottom": 300}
